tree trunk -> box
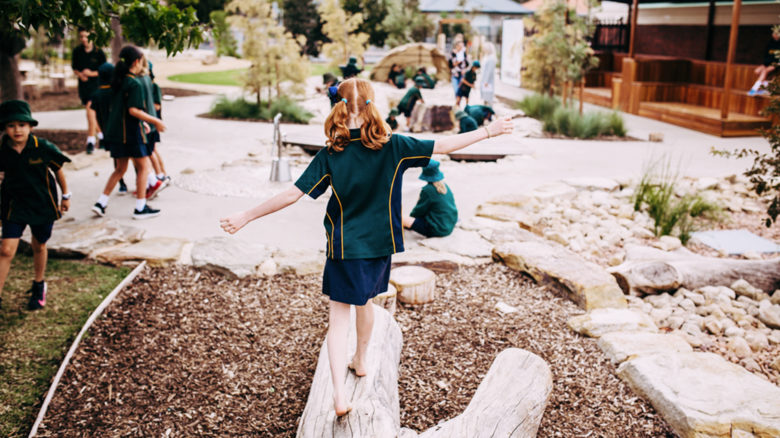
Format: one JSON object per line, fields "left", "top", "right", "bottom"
{"left": 389, "top": 266, "right": 436, "bottom": 305}
{"left": 0, "top": 32, "right": 26, "bottom": 101}
{"left": 297, "top": 304, "right": 403, "bottom": 438}
{"left": 579, "top": 78, "right": 585, "bottom": 114}
{"left": 111, "top": 17, "right": 123, "bottom": 64}
{"left": 609, "top": 245, "right": 780, "bottom": 295}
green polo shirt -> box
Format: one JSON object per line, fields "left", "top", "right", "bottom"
{"left": 398, "top": 87, "right": 422, "bottom": 112}
{"left": 152, "top": 82, "right": 162, "bottom": 105}
{"left": 463, "top": 69, "right": 477, "bottom": 87}
{"left": 410, "top": 183, "right": 458, "bottom": 237}
{"left": 139, "top": 74, "right": 158, "bottom": 133}
{"left": 105, "top": 74, "right": 147, "bottom": 145}
{"left": 385, "top": 116, "right": 398, "bottom": 130}
{"left": 295, "top": 129, "right": 434, "bottom": 259}
{"left": 419, "top": 72, "right": 436, "bottom": 89}
{"left": 88, "top": 85, "right": 113, "bottom": 133}
{"left": 0, "top": 135, "right": 70, "bottom": 225}
{"left": 459, "top": 115, "right": 478, "bottom": 133}
{"left": 465, "top": 105, "right": 495, "bottom": 125}
{"left": 71, "top": 45, "right": 107, "bottom": 101}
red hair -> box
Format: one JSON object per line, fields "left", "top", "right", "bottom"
{"left": 324, "top": 78, "right": 391, "bottom": 152}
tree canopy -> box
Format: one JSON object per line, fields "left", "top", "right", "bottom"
{"left": 318, "top": 0, "right": 369, "bottom": 67}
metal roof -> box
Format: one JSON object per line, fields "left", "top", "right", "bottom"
{"left": 420, "top": 0, "right": 532, "bottom": 14}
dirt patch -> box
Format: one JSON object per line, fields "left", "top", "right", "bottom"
{"left": 28, "top": 87, "right": 203, "bottom": 113}
{"left": 32, "top": 129, "right": 87, "bottom": 154}
{"left": 37, "top": 264, "right": 673, "bottom": 437}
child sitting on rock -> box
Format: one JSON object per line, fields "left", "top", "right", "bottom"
{"left": 0, "top": 99, "right": 71, "bottom": 310}
{"left": 220, "top": 77, "right": 513, "bottom": 417}
{"left": 403, "top": 159, "right": 457, "bottom": 237}
{"left": 455, "top": 110, "right": 479, "bottom": 133}
{"left": 385, "top": 108, "right": 399, "bottom": 130}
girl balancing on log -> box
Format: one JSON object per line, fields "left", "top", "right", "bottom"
{"left": 220, "top": 78, "right": 513, "bottom": 417}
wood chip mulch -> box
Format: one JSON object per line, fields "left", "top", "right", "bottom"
{"left": 37, "top": 264, "right": 674, "bottom": 437}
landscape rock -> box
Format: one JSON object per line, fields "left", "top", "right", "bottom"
{"left": 458, "top": 216, "right": 519, "bottom": 233}
{"left": 24, "top": 217, "right": 144, "bottom": 258}
{"left": 727, "top": 337, "right": 751, "bottom": 358}
{"left": 652, "top": 235, "right": 682, "bottom": 252}
{"left": 617, "top": 352, "right": 780, "bottom": 438}
{"left": 567, "top": 309, "right": 657, "bottom": 338}
{"left": 272, "top": 248, "right": 326, "bottom": 276}
{"left": 95, "top": 237, "right": 189, "bottom": 266}
{"left": 757, "top": 300, "right": 780, "bottom": 329}
{"left": 484, "top": 193, "right": 536, "bottom": 208}
{"left": 495, "top": 301, "right": 518, "bottom": 314}
{"left": 419, "top": 229, "right": 493, "bottom": 258}
{"left": 772, "top": 290, "right": 780, "bottom": 305}
{"left": 744, "top": 330, "right": 769, "bottom": 352}
{"left": 494, "top": 241, "right": 627, "bottom": 310}
{"left": 392, "top": 247, "right": 488, "bottom": 268}
{"left": 529, "top": 182, "right": 578, "bottom": 200}
{"left": 190, "top": 237, "right": 273, "bottom": 278}
{"left": 562, "top": 177, "right": 620, "bottom": 192}
{"left": 772, "top": 356, "right": 780, "bottom": 373}
{"left": 731, "top": 279, "right": 768, "bottom": 301}
{"left": 475, "top": 203, "right": 533, "bottom": 224}
{"left": 597, "top": 332, "right": 692, "bottom": 364}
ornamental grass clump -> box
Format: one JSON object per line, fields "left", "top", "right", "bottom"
{"left": 539, "top": 104, "right": 627, "bottom": 139}
{"left": 209, "top": 96, "right": 313, "bottom": 124}
{"left": 517, "top": 93, "right": 560, "bottom": 120}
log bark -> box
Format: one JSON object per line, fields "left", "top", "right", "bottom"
{"left": 0, "top": 32, "right": 25, "bottom": 101}
{"left": 297, "top": 304, "right": 403, "bottom": 438}
{"left": 373, "top": 284, "right": 397, "bottom": 316}
{"left": 390, "top": 266, "right": 436, "bottom": 305}
{"left": 412, "top": 348, "right": 553, "bottom": 438}
{"left": 609, "top": 245, "right": 780, "bottom": 295}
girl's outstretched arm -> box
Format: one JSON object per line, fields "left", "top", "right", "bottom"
{"left": 433, "top": 116, "right": 513, "bottom": 154}
{"left": 220, "top": 186, "right": 305, "bottom": 234}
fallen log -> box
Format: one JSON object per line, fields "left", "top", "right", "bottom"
{"left": 609, "top": 245, "right": 780, "bottom": 295}
{"left": 297, "top": 304, "right": 403, "bottom": 438}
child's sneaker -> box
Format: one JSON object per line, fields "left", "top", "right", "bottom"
{"left": 748, "top": 89, "right": 758, "bottom": 96}
{"left": 118, "top": 179, "right": 128, "bottom": 195}
{"left": 133, "top": 204, "right": 161, "bottom": 220}
{"left": 146, "top": 179, "right": 163, "bottom": 200}
{"left": 86, "top": 142, "right": 95, "bottom": 155}
{"left": 92, "top": 202, "right": 106, "bottom": 217}
{"left": 27, "top": 281, "right": 47, "bottom": 310}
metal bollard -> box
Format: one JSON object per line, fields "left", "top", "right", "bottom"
{"left": 270, "top": 113, "right": 291, "bottom": 182}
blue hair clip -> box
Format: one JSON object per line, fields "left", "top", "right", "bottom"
{"left": 365, "top": 99, "right": 371, "bottom": 104}
{"left": 342, "top": 98, "right": 348, "bottom": 103}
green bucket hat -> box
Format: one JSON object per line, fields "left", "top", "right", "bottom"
{"left": 0, "top": 100, "right": 38, "bottom": 128}
{"left": 348, "top": 56, "right": 357, "bottom": 64}
{"left": 419, "top": 159, "right": 444, "bottom": 182}
{"left": 472, "top": 60, "right": 481, "bottom": 68}
{"left": 414, "top": 76, "right": 426, "bottom": 85}
{"left": 389, "top": 108, "right": 399, "bottom": 116}
{"left": 455, "top": 110, "right": 468, "bottom": 120}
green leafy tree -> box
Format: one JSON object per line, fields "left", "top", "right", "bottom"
{"left": 227, "top": 0, "right": 310, "bottom": 106}
{"left": 210, "top": 10, "right": 238, "bottom": 57}
{"left": 283, "top": 0, "right": 326, "bottom": 57}
{"left": 318, "top": 0, "right": 369, "bottom": 67}
{"left": 169, "top": 0, "right": 228, "bottom": 23}
{"left": 382, "top": 0, "right": 434, "bottom": 47}
{"left": 521, "top": 0, "right": 598, "bottom": 98}
{"left": 343, "top": 0, "right": 388, "bottom": 47}
{"left": 0, "top": 0, "right": 204, "bottom": 101}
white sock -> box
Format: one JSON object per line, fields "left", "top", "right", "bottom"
{"left": 97, "top": 132, "right": 104, "bottom": 140}
{"left": 147, "top": 174, "right": 157, "bottom": 187}
{"left": 97, "top": 194, "right": 109, "bottom": 207}
{"left": 86, "top": 136, "right": 96, "bottom": 145}
{"left": 135, "top": 199, "right": 146, "bottom": 211}
{"left": 750, "top": 80, "right": 761, "bottom": 91}
{"left": 157, "top": 173, "right": 165, "bottom": 179}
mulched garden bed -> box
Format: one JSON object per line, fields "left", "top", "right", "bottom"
{"left": 28, "top": 87, "right": 203, "bottom": 112}
{"left": 33, "top": 129, "right": 88, "bottom": 154}
{"left": 37, "top": 264, "right": 674, "bottom": 437}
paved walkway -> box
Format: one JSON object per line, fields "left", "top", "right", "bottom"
{"left": 35, "top": 55, "right": 771, "bottom": 256}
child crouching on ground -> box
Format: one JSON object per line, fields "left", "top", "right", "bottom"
{"left": 220, "top": 78, "right": 512, "bottom": 417}
{"left": 0, "top": 100, "right": 71, "bottom": 310}
{"left": 403, "top": 159, "right": 457, "bottom": 237}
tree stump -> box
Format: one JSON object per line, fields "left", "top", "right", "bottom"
{"left": 390, "top": 266, "right": 436, "bottom": 305}
{"left": 297, "top": 304, "right": 403, "bottom": 438}
{"left": 609, "top": 244, "right": 780, "bottom": 295}
{"left": 409, "top": 103, "right": 455, "bottom": 133}
{"left": 409, "top": 348, "right": 553, "bottom": 438}
{"left": 373, "top": 284, "right": 397, "bottom": 315}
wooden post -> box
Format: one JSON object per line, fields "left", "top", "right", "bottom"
{"left": 720, "top": 0, "right": 741, "bottom": 120}
{"left": 579, "top": 77, "right": 585, "bottom": 114}
{"left": 704, "top": 0, "right": 716, "bottom": 60}
{"left": 628, "top": 0, "right": 639, "bottom": 58}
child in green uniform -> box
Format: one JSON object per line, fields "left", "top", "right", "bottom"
{"left": 403, "top": 160, "right": 457, "bottom": 237}
{"left": 456, "top": 60, "right": 480, "bottom": 106}
{"left": 87, "top": 63, "right": 129, "bottom": 194}
{"left": 455, "top": 110, "right": 479, "bottom": 133}
{"left": 397, "top": 77, "right": 426, "bottom": 129}
{"left": 92, "top": 45, "right": 165, "bottom": 220}
{"left": 72, "top": 27, "right": 107, "bottom": 154}
{"left": 385, "top": 108, "right": 399, "bottom": 130}
{"left": 140, "top": 59, "right": 168, "bottom": 200}
{"left": 220, "top": 77, "right": 513, "bottom": 417}
{"left": 415, "top": 67, "right": 436, "bottom": 89}
{"left": 340, "top": 56, "right": 362, "bottom": 79}
{"left": 0, "top": 100, "right": 71, "bottom": 310}
{"left": 464, "top": 104, "right": 495, "bottom": 126}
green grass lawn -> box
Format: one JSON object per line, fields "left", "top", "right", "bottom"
{"left": 167, "top": 63, "right": 372, "bottom": 87}
{"left": 0, "top": 254, "right": 130, "bottom": 438}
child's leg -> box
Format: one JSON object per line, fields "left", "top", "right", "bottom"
{"left": 30, "top": 237, "right": 47, "bottom": 283}
{"left": 327, "top": 300, "right": 351, "bottom": 415}
{"left": 0, "top": 238, "right": 20, "bottom": 295}
{"left": 151, "top": 150, "right": 166, "bottom": 176}
{"left": 101, "top": 158, "right": 130, "bottom": 196}
{"left": 349, "top": 303, "right": 374, "bottom": 377}
{"left": 132, "top": 157, "right": 152, "bottom": 199}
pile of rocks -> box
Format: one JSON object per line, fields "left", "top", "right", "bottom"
{"left": 627, "top": 279, "right": 780, "bottom": 384}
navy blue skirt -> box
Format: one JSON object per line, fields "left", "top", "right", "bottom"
{"left": 322, "top": 256, "right": 392, "bottom": 305}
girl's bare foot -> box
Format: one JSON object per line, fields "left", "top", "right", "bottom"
{"left": 334, "top": 395, "right": 352, "bottom": 417}
{"left": 348, "top": 356, "right": 367, "bottom": 377}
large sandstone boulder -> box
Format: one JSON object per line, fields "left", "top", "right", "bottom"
{"left": 419, "top": 229, "right": 493, "bottom": 258}
{"left": 597, "top": 332, "right": 692, "bottom": 364}
{"left": 191, "top": 236, "right": 274, "bottom": 278}
{"left": 272, "top": 248, "right": 326, "bottom": 276}
{"left": 617, "top": 352, "right": 780, "bottom": 438}
{"left": 563, "top": 177, "right": 620, "bottom": 192}
{"left": 493, "top": 241, "right": 627, "bottom": 310}
{"left": 567, "top": 308, "right": 657, "bottom": 337}
{"left": 95, "top": 237, "right": 189, "bottom": 266}
{"left": 475, "top": 203, "right": 538, "bottom": 233}
{"left": 22, "top": 217, "right": 144, "bottom": 258}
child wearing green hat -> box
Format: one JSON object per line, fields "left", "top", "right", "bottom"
{"left": 455, "top": 110, "right": 479, "bottom": 133}
{"left": 0, "top": 99, "right": 72, "bottom": 310}
{"left": 403, "top": 159, "right": 458, "bottom": 237}
{"left": 456, "top": 60, "right": 480, "bottom": 106}
{"left": 385, "top": 108, "right": 399, "bottom": 130}
{"left": 464, "top": 104, "right": 495, "bottom": 126}
{"left": 340, "top": 56, "right": 362, "bottom": 79}
{"left": 397, "top": 77, "right": 426, "bottom": 129}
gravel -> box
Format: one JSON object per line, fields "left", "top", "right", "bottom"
{"left": 37, "top": 264, "right": 674, "bottom": 437}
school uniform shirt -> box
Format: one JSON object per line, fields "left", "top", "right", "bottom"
{"left": 458, "top": 69, "right": 477, "bottom": 95}
{"left": 419, "top": 72, "right": 436, "bottom": 89}
{"left": 104, "top": 74, "right": 147, "bottom": 145}
{"left": 465, "top": 104, "right": 495, "bottom": 126}
{"left": 398, "top": 87, "right": 422, "bottom": 112}
{"left": 459, "top": 115, "right": 479, "bottom": 133}
{"left": 71, "top": 45, "right": 107, "bottom": 101}
{"left": 139, "top": 74, "right": 159, "bottom": 134}
{"left": 88, "top": 85, "right": 113, "bottom": 133}
{"left": 410, "top": 183, "right": 458, "bottom": 237}
{"left": 295, "top": 129, "right": 433, "bottom": 259}
{"left": 0, "top": 135, "right": 70, "bottom": 225}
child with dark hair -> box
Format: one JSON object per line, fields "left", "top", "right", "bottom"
{"left": 387, "top": 64, "right": 406, "bottom": 89}
{"left": 0, "top": 100, "right": 71, "bottom": 310}
{"left": 220, "top": 77, "right": 513, "bottom": 417}
{"left": 397, "top": 77, "right": 426, "bottom": 129}
{"left": 86, "top": 62, "right": 128, "bottom": 194}
{"left": 340, "top": 56, "right": 362, "bottom": 79}
{"left": 72, "top": 27, "right": 107, "bottom": 154}
{"left": 456, "top": 61, "right": 480, "bottom": 106}
{"left": 464, "top": 104, "right": 495, "bottom": 126}
{"left": 455, "top": 110, "right": 478, "bottom": 133}
{"left": 415, "top": 67, "right": 436, "bottom": 89}
{"left": 92, "top": 45, "right": 165, "bottom": 220}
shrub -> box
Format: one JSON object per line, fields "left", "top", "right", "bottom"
{"left": 519, "top": 93, "right": 628, "bottom": 139}
{"left": 517, "top": 93, "right": 560, "bottom": 120}
{"left": 209, "top": 96, "right": 313, "bottom": 124}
